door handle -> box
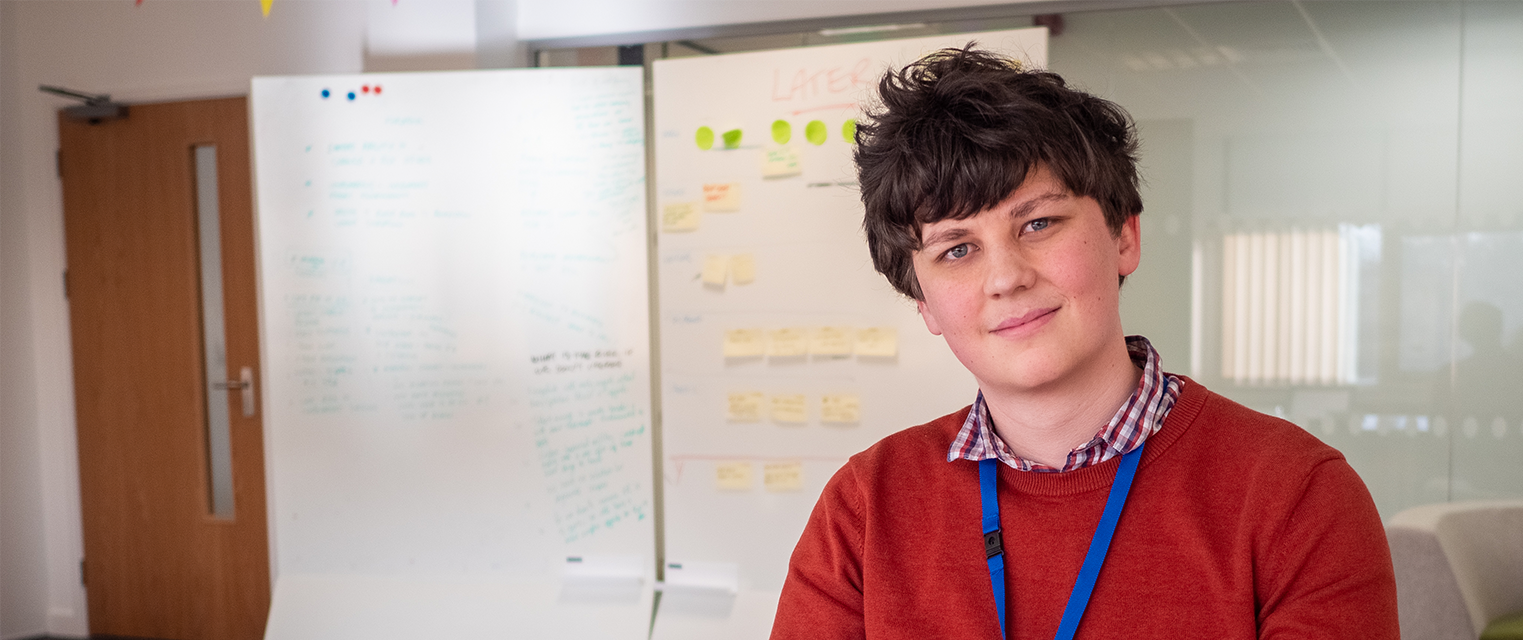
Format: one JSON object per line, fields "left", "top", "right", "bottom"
{"left": 212, "top": 366, "right": 255, "bottom": 418}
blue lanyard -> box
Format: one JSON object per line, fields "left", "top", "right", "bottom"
{"left": 978, "top": 441, "right": 1144, "bottom": 640}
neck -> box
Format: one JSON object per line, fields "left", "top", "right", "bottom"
{"left": 981, "top": 339, "right": 1141, "bottom": 469}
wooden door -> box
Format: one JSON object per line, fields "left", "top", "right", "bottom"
{"left": 60, "top": 97, "right": 270, "bottom": 640}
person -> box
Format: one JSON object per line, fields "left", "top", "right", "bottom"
{"left": 770, "top": 46, "right": 1398, "bottom": 640}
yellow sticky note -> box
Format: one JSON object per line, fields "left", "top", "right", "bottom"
{"left": 809, "top": 326, "right": 854, "bottom": 356}
{"left": 855, "top": 327, "right": 899, "bottom": 357}
{"left": 764, "top": 462, "right": 804, "bottom": 492}
{"left": 821, "top": 394, "right": 861, "bottom": 424}
{"left": 723, "top": 329, "right": 766, "bottom": 358}
{"left": 771, "top": 394, "right": 808, "bottom": 424}
{"left": 702, "top": 254, "right": 730, "bottom": 286}
{"left": 761, "top": 147, "right": 802, "bottom": 179}
{"left": 702, "top": 183, "right": 742, "bottom": 212}
{"left": 727, "top": 392, "right": 764, "bottom": 422}
{"left": 716, "top": 462, "right": 753, "bottom": 490}
{"left": 767, "top": 328, "right": 809, "bottom": 357}
{"left": 662, "top": 202, "right": 700, "bottom": 232}
{"left": 731, "top": 253, "right": 756, "bottom": 285}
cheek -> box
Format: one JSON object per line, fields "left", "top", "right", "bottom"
{"left": 924, "top": 281, "right": 982, "bottom": 328}
{"left": 1047, "top": 242, "right": 1120, "bottom": 301}
{"left": 917, "top": 295, "right": 974, "bottom": 346}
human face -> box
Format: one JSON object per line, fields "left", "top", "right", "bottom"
{"left": 911, "top": 166, "right": 1141, "bottom": 395}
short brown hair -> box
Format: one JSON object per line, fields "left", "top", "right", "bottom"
{"left": 855, "top": 45, "right": 1143, "bottom": 299}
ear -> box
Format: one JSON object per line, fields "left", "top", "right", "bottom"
{"left": 916, "top": 297, "right": 944, "bottom": 336}
{"left": 1117, "top": 215, "right": 1141, "bottom": 278}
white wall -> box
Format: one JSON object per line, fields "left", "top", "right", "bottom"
{"left": 0, "top": 3, "right": 55, "bottom": 637}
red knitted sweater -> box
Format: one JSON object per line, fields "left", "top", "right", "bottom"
{"left": 772, "top": 378, "right": 1398, "bottom": 640}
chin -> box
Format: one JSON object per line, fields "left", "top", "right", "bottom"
{"left": 955, "top": 344, "right": 1072, "bottom": 393}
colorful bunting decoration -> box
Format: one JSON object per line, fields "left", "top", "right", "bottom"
{"left": 260, "top": 0, "right": 273, "bottom": 17}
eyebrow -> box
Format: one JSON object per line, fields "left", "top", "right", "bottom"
{"left": 1007, "top": 192, "right": 1071, "bottom": 220}
{"left": 919, "top": 192, "right": 1072, "bottom": 249}
{"left": 920, "top": 227, "right": 973, "bottom": 249}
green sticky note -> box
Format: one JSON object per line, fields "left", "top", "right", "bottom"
{"left": 805, "top": 120, "right": 827, "bottom": 145}
{"left": 722, "top": 129, "right": 743, "bottom": 149}
{"left": 771, "top": 120, "right": 791, "bottom": 145}
{"left": 696, "top": 126, "right": 715, "bottom": 151}
{"left": 842, "top": 120, "right": 857, "bottom": 144}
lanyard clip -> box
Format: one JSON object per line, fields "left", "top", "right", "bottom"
{"left": 983, "top": 529, "right": 1003, "bottom": 558}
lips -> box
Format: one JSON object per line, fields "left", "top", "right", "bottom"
{"left": 991, "top": 307, "right": 1059, "bottom": 334}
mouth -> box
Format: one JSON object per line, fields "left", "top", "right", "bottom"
{"left": 990, "top": 307, "right": 1059, "bottom": 335}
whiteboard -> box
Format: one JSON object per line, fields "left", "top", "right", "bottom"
{"left": 651, "top": 30, "right": 1047, "bottom": 639}
{"left": 251, "top": 68, "right": 654, "bottom": 638}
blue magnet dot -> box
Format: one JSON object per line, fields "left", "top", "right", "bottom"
{"left": 321, "top": 88, "right": 330, "bottom": 99}
{"left": 346, "top": 91, "right": 356, "bottom": 101}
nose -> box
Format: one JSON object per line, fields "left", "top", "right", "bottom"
{"left": 983, "top": 238, "right": 1035, "bottom": 299}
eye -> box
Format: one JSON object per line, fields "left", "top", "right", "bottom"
{"left": 944, "top": 243, "right": 972, "bottom": 260}
{"left": 1024, "top": 218, "right": 1052, "bottom": 233}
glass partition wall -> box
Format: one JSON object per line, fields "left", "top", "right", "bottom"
{"left": 1048, "top": 2, "right": 1523, "bottom": 519}
{"left": 540, "top": 1, "right": 1523, "bottom": 520}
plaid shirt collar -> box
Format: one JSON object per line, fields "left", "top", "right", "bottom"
{"left": 947, "top": 335, "right": 1183, "bottom": 473}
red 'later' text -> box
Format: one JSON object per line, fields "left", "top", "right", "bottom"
{"left": 771, "top": 58, "right": 874, "bottom": 102}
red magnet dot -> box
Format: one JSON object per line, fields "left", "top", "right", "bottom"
{"left": 361, "top": 85, "right": 371, "bottom": 93}
{"left": 374, "top": 85, "right": 383, "bottom": 95}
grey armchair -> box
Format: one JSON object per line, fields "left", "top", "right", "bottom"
{"left": 1387, "top": 501, "right": 1523, "bottom": 640}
